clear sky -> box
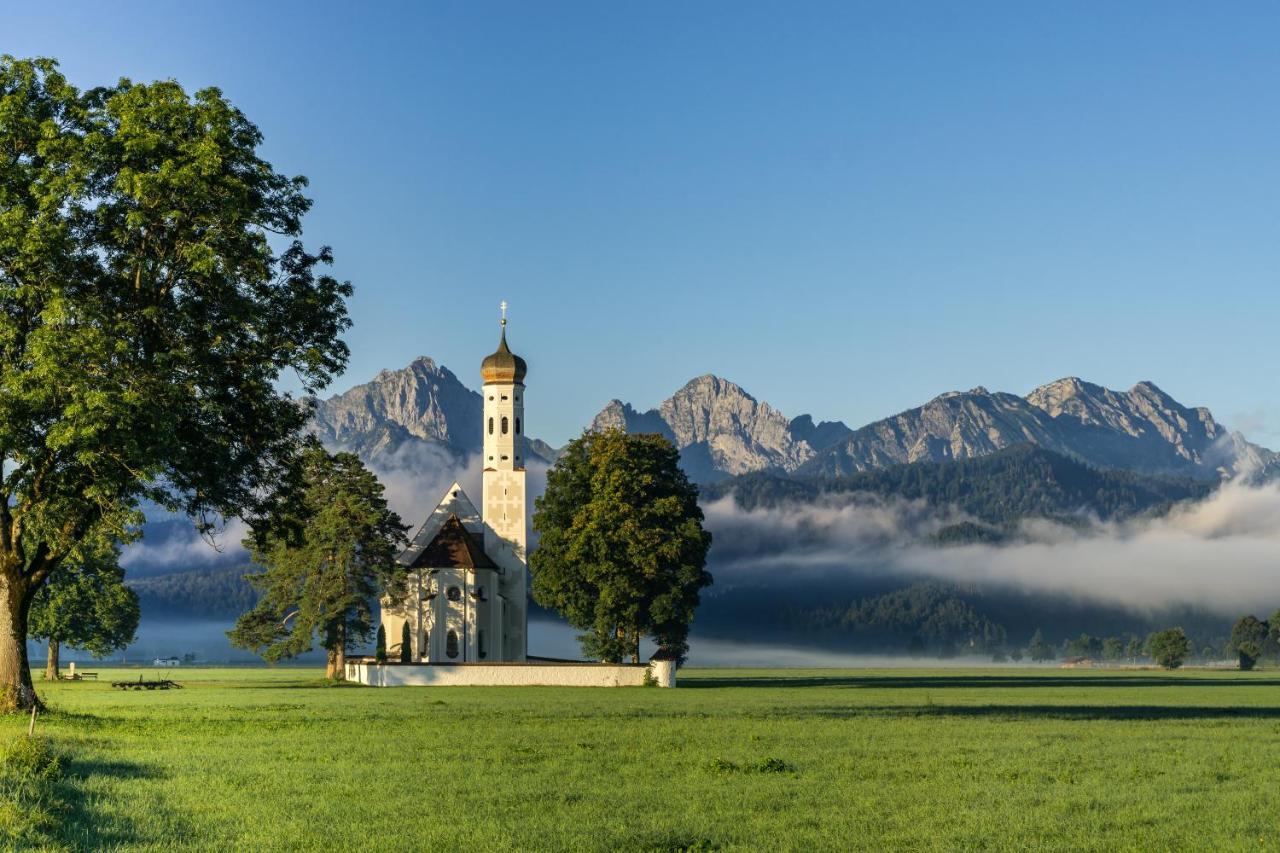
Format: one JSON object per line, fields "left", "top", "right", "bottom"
{"left": 9, "top": 2, "right": 1280, "bottom": 447}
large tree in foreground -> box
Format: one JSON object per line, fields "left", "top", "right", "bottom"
{"left": 228, "top": 445, "right": 406, "bottom": 679}
{"left": 29, "top": 539, "right": 139, "bottom": 679}
{"left": 0, "top": 57, "right": 351, "bottom": 709}
{"left": 531, "top": 429, "right": 713, "bottom": 664}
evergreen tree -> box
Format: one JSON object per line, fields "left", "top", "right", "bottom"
{"left": 1028, "top": 629, "right": 1054, "bottom": 662}
{"left": 28, "top": 540, "right": 139, "bottom": 679}
{"left": 1102, "top": 637, "right": 1124, "bottom": 661}
{"left": 228, "top": 446, "right": 406, "bottom": 679}
{"left": 0, "top": 58, "right": 351, "bottom": 710}
{"left": 531, "top": 430, "right": 713, "bottom": 664}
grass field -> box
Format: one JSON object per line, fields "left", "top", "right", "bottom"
{"left": 3, "top": 667, "right": 1280, "bottom": 851}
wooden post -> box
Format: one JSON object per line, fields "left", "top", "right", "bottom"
{"left": 27, "top": 703, "right": 37, "bottom": 737}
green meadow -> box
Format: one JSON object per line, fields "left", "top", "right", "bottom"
{"left": 3, "top": 667, "right": 1280, "bottom": 851}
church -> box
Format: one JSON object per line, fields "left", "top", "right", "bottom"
{"left": 351, "top": 307, "right": 673, "bottom": 686}
{"left": 377, "top": 308, "right": 529, "bottom": 663}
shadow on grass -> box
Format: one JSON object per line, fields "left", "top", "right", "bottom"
{"left": 49, "top": 754, "right": 185, "bottom": 849}
{"left": 811, "top": 704, "right": 1280, "bottom": 721}
{"left": 682, "top": 674, "right": 1279, "bottom": 690}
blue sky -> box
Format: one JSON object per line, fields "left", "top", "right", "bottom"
{"left": 9, "top": 2, "right": 1280, "bottom": 446}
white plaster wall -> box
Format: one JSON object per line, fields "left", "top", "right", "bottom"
{"left": 346, "top": 661, "right": 674, "bottom": 688}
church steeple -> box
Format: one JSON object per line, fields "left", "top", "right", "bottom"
{"left": 480, "top": 301, "right": 528, "bottom": 660}
{"left": 480, "top": 302, "right": 527, "bottom": 385}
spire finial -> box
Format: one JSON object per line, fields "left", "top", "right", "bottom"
{"left": 499, "top": 300, "right": 508, "bottom": 328}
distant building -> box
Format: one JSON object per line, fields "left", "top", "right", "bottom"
{"left": 152, "top": 657, "right": 181, "bottom": 667}
{"left": 378, "top": 308, "right": 528, "bottom": 663}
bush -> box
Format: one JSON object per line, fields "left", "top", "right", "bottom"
{"left": 0, "top": 736, "right": 64, "bottom": 848}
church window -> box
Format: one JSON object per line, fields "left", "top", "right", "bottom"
{"left": 488, "top": 417, "right": 494, "bottom": 435}
{"left": 515, "top": 417, "right": 521, "bottom": 434}
{"left": 501, "top": 455, "right": 508, "bottom": 461}
{"left": 446, "top": 586, "right": 461, "bottom": 602}
{"left": 501, "top": 395, "right": 508, "bottom": 401}
{"left": 501, "top": 416, "right": 509, "bottom": 434}
{"left": 446, "top": 630, "right": 459, "bottom": 659}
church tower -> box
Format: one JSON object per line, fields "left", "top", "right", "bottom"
{"left": 480, "top": 303, "right": 528, "bottom": 661}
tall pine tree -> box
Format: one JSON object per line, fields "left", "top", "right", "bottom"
{"left": 229, "top": 445, "right": 406, "bottom": 678}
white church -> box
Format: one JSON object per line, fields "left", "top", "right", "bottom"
{"left": 347, "top": 307, "right": 674, "bottom": 687}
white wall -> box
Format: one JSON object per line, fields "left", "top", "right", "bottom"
{"left": 346, "top": 661, "right": 674, "bottom": 688}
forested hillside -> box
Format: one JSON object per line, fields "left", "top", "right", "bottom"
{"left": 704, "top": 444, "right": 1213, "bottom": 528}
{"left": 129, "top": 566, "right": 261, "bottom": 619}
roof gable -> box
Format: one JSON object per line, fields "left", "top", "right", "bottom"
{"left": 408, "top": 514, "right": 497, "bottom": 570}
{"left": 397, "top": 482, "right": 482, "bottom": 566}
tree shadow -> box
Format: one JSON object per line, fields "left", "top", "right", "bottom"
{"left": 809, "top": 704, "right": 1280, "bottom": 721}
{"left": 48, "top": 754, "right": 187, "bottom": 849}
{"left": 682, "top": 674, "right": 1280, "bottom": 690}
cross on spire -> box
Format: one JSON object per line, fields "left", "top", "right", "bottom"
{"left": 500, "top": 300, "right": 508, "bottom": 327}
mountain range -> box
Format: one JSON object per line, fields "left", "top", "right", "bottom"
{"left": 308, "top": 358, "right": 1274, "bottom": 485}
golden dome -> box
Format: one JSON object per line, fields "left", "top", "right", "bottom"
{"left": 480, "top": 326, "right": 526, "bottom": 385}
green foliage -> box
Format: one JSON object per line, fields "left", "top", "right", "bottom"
{"left": 228, "top": 446, "right": 406, "bottom": 671}
{"left": 531, "top": 430, "right": 713, "bottom": 663}
{"left": 375, "top": 625, "right": 387, "bottom": 664}
{"left": 1146, "top": 628, "right": 1191, "bottom": 669}
{"left": 1028, "top": 629, "right": 1055, "bottom": 662}
{"left": 0, "top": 736, "right": 63, "bottom": 848}
{"left": 1102, "top": 637, "right": 1125, "bottom": 661}
{"left": 704, "top": 445, "right": 1212, "bottom": 528}
{"left": 1066, "top": 634, "right": 1103, "bottom": 659}
{"left": 793, "top": 583, "right": 1007, "bottom": 654}
{"left": 128, "top": 565, "right": 261, "bottom": 619}
{"left": 0, "top": 55, "right": 351, "bottom": 704}
{"left": 28, "top": 539, "right": 138, "bottom": 657}
{"left": 1230, "top": 615, "right": 1269, "bottom": 671}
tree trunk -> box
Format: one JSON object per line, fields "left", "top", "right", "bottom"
{"left": 325, "top": 622, "right": 347, "bottom": 680}
{"left": 0, "top": 575, "right": 38, "bottom": 712}
{"left": 45, "top": 638, "right": 59, "bottom": 681}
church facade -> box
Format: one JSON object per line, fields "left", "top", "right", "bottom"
{"left": 378, "top": 312, "right": 529, "bottom": 663}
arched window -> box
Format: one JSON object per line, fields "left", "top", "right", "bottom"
{"left": 446, "top": 630, "right": 459, "bottom": 659}
{"left": 501, "top": 416, "right": 509, "bottom": 435}
{"left": 515, "top": 417, "right": 521, "bottom": 434}
{"left": 488, "top": 417, "right": 494, "bottom": 435}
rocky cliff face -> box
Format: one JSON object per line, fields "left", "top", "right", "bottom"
{"left": 309, "top": 357, "right": 484, "bottom": 459}
{"left": 589, "top": 375, "right": 852, "bottom": 482}
{"left": 800, "top": 377, "right": 1273, "bottom": 480}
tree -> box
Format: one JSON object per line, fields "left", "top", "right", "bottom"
{"left": 0, "top": 58, "right": 351, "bottom": 709}
{"left": 28, "top": 540, "right": 139, "bottom": 679}
{"left": 1102, "top": 637, "right": 1124, "bottom": 662}
{"left": 1146, "top": 628, "right": 1191, "bottom": 670}
{"left": 1230, "top": 615, "right": 1269, "bottom": 671}
{"left": 228, "top": 446, "right": 406, "bottom": 679}
{"left": 1066, "top": 633, "right": 1103, "bottom": 659}
{"left": 1125, "top": 635, "right": 1144, "bottom": 662}
{"left": 531, "top": 430, "right": 713, "bottom": 664}
{"left": 1009, "top": 647, "right": 1023, "bottom": 663}
{"left": 374, "top": 625, "right": 387, "bottom": 664}
{"left": 1028, "top": 629, "right": 1054, "bottom": 662}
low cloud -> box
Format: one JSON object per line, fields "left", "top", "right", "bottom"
{"left": 702, "top": 480, "right": 1280, "bottom": 617}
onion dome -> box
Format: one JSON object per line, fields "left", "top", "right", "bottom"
{"left": 480, "top": 306, "right": 526, "bottom": 384}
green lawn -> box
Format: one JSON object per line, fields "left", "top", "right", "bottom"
{"left": 4, "top": 667, "right": 1280, "bottom": 851}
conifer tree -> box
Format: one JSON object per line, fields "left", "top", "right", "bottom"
{"left": 229, "top": 446, "right": 406, "bottom": 679}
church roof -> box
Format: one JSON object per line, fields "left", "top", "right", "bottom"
{"left": 407, "top": 514, "right": 497, "bottom": 571}
{"left": 397, "top": 482, "right": 483, "bottom": 567}
{"left": 480, "top": 325, "right": 527, "bottom": 385}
